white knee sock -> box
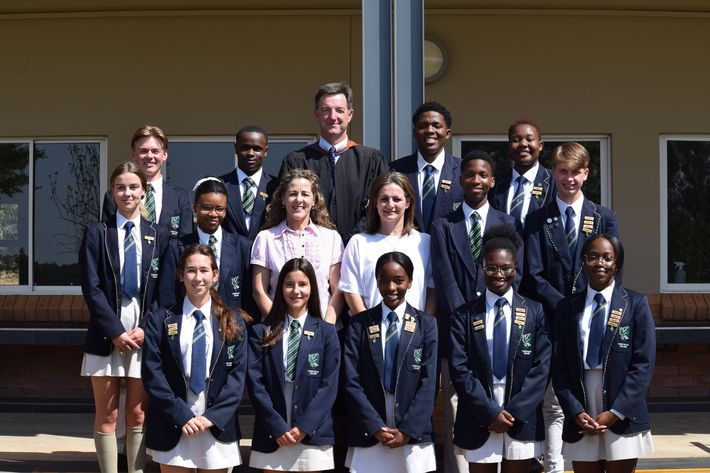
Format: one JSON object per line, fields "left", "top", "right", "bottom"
{"left": 125, "top": 426, "right": 146, "bottom": 473}
{"left": 94, "top": 431, "right": 118, "bottom": 473}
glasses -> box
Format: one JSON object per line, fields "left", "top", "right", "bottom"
{"left": 583, "top": 254, "right": 616, "bottom": 265}
{"left": 483, "top": 265, "right": 516, "bottom": 276}
{"left": 197, "top": 204, "right": 226, "bottom": 214}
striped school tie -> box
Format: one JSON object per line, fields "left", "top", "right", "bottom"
{"left": 421, "top": 164, "right": 436, "bottom": 231}
{"left": 145, "top": 184, "right": 156, "bottom": 223}
{"left": 122, "top": 221, "right": 139, "bottom": 298}
{"left": 565, "top": 206, "right": 577, "bottom": 255}
{"left": 190, "top": 310, "right": 207, "bottom": 394}
{"left": 510, "top": 176, "right": 525, "bottom": 225}
{"left": 492, "top": 298, "right": 508, "bottom": 379}
{"left": 586, "top": 293, "right": 607, "bottom": 369}
{"left": 384, "top": 311, "right": 399, "bottom": 393}
{"left": 285, "top": 319, "right": 301, "bottom": 381}
{"left": 468, "top": 211, "right": 482, "bottom": 263}
{"left": 242, "top": 177, "right": 255, "bottom": 215}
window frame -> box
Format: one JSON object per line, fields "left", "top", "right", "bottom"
{"left": 452, "top": 134, "right": 612, "bottom": 207}
{"left": 0, "top": 137, "right": 107, "bottom": 295}
{"left": 659, "top": 134, "right": 710, "bottom": 292}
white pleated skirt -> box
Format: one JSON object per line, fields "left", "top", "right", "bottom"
{"left": 249, "top": 381, "right": 334, "bottom": 471}
{"left": 148, "top": 386, "right": 241, "bottom": 469}
{"left": 345, "top": 392, "right": 436, "bottom": 473}
{"left": 562, "top": 369, "right": 653, "bottom": 462}
{"left": 80, "top": 296, "right": 142, "bottom": 378}
{"left": 457, "top": 384, "right": 542, "bottom": 463}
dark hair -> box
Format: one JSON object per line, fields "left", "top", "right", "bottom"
{"left": 461, "top": 149, "right": 496, "bottom": 174}
{"left": 236, "top": 125, "right": 268, "bottom": 142}
{"left": 482, "top": 225, "right": 522, "bottom": 264}
{"left": 365, "top": 171, "right": 416, "bottom": 235}
{"left": 412, "top": 101, "right": 452, "bottom": 128}
{"left": 314, "top": 82, "right": 353, "bottom": 110}
{"left": 507, "top": 119, "right": 542, "bottom": 141}
{"left": 194, "top": 178, "right": 227, "bottom": 203}
{"left": 581, "top": 233, "right": 625, "bottom": 272}
{"left": 375, "top": 251, "right": 415, "bottom": 280}
{"left": 178, "top": 244, "right": 250, "bottom": 341}
{"left": 262, "top": 258, "right": 322, "bottom": 348}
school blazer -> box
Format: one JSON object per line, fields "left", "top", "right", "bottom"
{"left": 430, "top": 206, "right": 522, "bottom": 355}
{"left": 489, "top": 164, "right": 557, "bottom": 232}
{"left": 449, "top": 292, "right": 550, "bottom": 450}
{"left": 389, "top": 152, "right": 464, "bottom": 233}
{"left": 523, "top": 198, "right": 619, "bottom": 315}
{"left": 101, "top": 183, "right": 193, "bottom": 238}
{"left": 79, "top": 217, "right": 169, "bottom": 356}
{"left": 344, "top": 304, "right": 438, "bottom": 447}
{"left": 219, "top": 169, "right": 280, "bottom": 240}
{"left": 246, "top": 317, "right": 341, "bottom": 453}
{"left": 552, "top": 286, "right": 656, "bottom": 442}
{"left": 157, "top": 230, "right": 255, "bottom": 317}
{"left": 142, "top": 305, "right": 248, "bottom": 451}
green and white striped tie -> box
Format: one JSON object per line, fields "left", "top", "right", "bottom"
{"left": 285, "top": 319, "right": 301, "bottom": 381}
{"left": 468, "top": 211, "right": 482, "bottom": 263}
{"left": 145, "top": 183, "right": 156, "bottom": 223}
{"left": 242, "top": 177, "right": 255, "bottom": 215}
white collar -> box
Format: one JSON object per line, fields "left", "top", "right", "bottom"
{"left": 585, "top": 281, "right": 615, "bottom": 306}
{"left": 485, "top": 288, "right": 514, "bottom": 309}
{"left": 286, "top": 311, "right": 309, "bottom": 328}
{"left": 147, "top": 177, "right": 163, "bottom": 193}
{"left": 197, "top": 226, "right": 223, "bottom": 245}
{"left": 116, "top": 212, "right": 141, "bottom": 231}
{"left": 182, "top": 297, "right": 213, "bottom": 321}
{"left": 319, "top": 135, "right": 349, "bottom": 153}
{"left": 556, "top": 194, "right": 584, "bottom": 217}
{"left": 416, "top": 148, "right": 446, "bottom": 173}
{"left": 462, "top": 200, "right": 490, "bottom": 221}
{"left": 512, "top": 162, "right": 540, "bottom": 183}
{"left": 237, "top": 166, "right": 263, "bottom": 187}
{"left": 380, "top": 300, "right": 407, "bottom": 323}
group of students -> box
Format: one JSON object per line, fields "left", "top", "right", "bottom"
{"left": 79, "top": 82, "right": 656, "bottom": 473}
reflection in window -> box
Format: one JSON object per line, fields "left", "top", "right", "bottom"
{"left": 665, "top": 139, "right": 710, "bottom": 285}
{"left": 0, "top": 143, "right": 29, "bottom": 286}
{"left": 34, "top": 143, "right": 101, "bottom": 286}
{"left": 456, "top": 138, "right": 607, "bottom": 206}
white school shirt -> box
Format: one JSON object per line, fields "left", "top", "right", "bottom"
{"left": 506, "top": 162, "right": 540, "bottom": 226}
{"left": 236, "top": 166, "right": 264, "bottom": 231}
{"left": 318, "top": 135, "right": 349, "bottom": 166}
{"left": 556, "top": 194, "right": 584, "bottom": 237}
{"left": 282, "top": 312, "right": 309, "bottom": 382}
{"left": 180, "top": 298, "right": 214, "bottom": 381}
{"left": 462, "top": 201, "right": 490, "bottom": 237}
{"left": 116, "top": 213, "right": 143, "bottom": 290}
{"left": 485, "top": 288, "right": 514, "bottom": 385}
{"left": 416, "top": 149, "right": 446, "bottom": 208}
{"left": 379, "top": 302, "right": 406, "bottom": 358}
{"left": 197, "top": 226, "right": 223, "bottom": 267}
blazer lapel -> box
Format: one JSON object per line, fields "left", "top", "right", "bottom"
{"left": 394, "top": 306, "right": 417, "bottom": 380}
{"left": 269, "top": 327, "right": 286, "bottom": 392}
{"left": 158, "top": 183, "right": 175, "bottom": 227}
{"left": 210, "top": 311, "right": 224, "bottom": 370}
{"left": 249, "top": 174, "right": 272, "bottom": 238}
{"left": 543, "top": 205, "right": 573, "bottom": 273}
{"left": 573, "top": 199, "right": 601, "bottom": 274}
{"left": 402, "top": 155, "right": 423, "bottom": 227}
{"left": 603, "top": 285, "right": 630, "bottom": 361}
{"left": 493, "top": 171, "right": 512, "bottom": 212}
{"left": 294, "top": 316, "right": 318, "bottom": 380}
{"left": 529, "top": 166, "right": 552, "bottom": 213}
{"left": 165, "top": 310, "right": 185, "bottom": 375}
{"left": 507, "top": 294, "right": 525, "bottom": 364}
{"left": 106, "top": 220, "right": 121, "bottom": 291}
{"left": 140, "top": 219, "right": 157, "bottom": 290}
{"left": 225, "top": 171, "right": 249, "bottom": 236}
{"left": 366, "top": 309, "right": 386, "bottom": 385}
{"left": 450, "top": 208, "right": 477, "bottom": 281}
{"left": 571, "top": 293, "right": 586, "bottom": 367}
{"left": 470, "top": 299, "right": 493, "bottom": 386}
{"left": 434, "top": 153, "right": 458, "bottom": 216}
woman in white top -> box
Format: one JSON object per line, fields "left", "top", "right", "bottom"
{"left": 252, "top": 169, "right": 344, "bottom": 323}
{"left": 340, "top": 171, "right": 436, "bottom": 315}
{"left": 142, "top": 244, "right": 249, "bottom": 473}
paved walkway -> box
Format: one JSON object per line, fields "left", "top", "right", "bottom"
{"left": 1, "top": 412, "right": 709, "bottom": 472}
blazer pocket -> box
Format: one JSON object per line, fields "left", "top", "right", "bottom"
{"left": 611, "top": 325, "right": 632, "bottom": 352}
{"left": 305, "top": 352, "right": 322, "bottom": 377}
{"left": 406, "top": 345, "right": 424, "bottom": 372}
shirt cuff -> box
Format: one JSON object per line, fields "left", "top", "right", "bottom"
{"left": 610, "top": 408, "right": 625, "bottom": 421}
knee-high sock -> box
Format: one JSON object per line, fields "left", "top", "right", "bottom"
{"left": 125, "top": 426, "right": 146, "bottom": 473}
{"left": 94, "top": 431, "right": 118, "bottom": 473}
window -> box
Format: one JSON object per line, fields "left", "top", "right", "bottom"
{"left": 452, "top": 135, "right": 611, "bottom": 207}
{"left": 660, "top": 136, "right": 710, "bottom": 291}
{"left": 165, "top": 136, "right": 315, "bottom": 192}
{"left": 0, "top": 139, "right": 106, "bottom": 292}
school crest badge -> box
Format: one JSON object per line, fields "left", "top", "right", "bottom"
{"left": 521, "top": 333, "right": 532, "bottom": 349}
{"left": 231, "top": 276, "right": 240, "bottom": 296}
{"left": 150, "top": 258, "right": 159, "bottom": 278}
{"left": 413, "top": 348, "right": 422, "bottom": 364}
{"left": 308, "top": 353, "right": 320, "bottom": 368}
{"left": 453, "top": 201, "right": 462, "bottom": 211}
{"left": 618, "top": 326, "right": 630, "bottom": 341}
{"left": 227, "top": 345, "right": 235, "bottom": 360}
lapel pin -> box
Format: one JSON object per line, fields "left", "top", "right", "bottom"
{"left": 368, "top": 325, "right": 380, "bottom": 334}
{"left": 404, "top": 321, "right": 416, "bottom": 332}
{"left": 167, "top": 323, "right": 178, "bottom": 336}
{"left": 259, "top": 191, "right": 269, "bottom": 200}
{"left": 303, "top": 330, "right": 315, "bottom": 338}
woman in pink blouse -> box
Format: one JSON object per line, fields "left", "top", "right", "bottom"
{"left": 251, "top": 169, "right": 344, "bottom": 323}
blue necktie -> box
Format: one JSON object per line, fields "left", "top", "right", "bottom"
{"left": 565, "top": 206, "right": 577, "bottom": 256}
{"left": 384, "top": 311, "right": 399, "bottom": 393}
{"left": 328, "top": 146, "right": 338, "bottom": 220}
{"left": 122, "top": 221, "right": 139, "bottom": 298}
{"left": 586, "top": 293, "right": 607, "bottom": 369}
{"left": 285, "top": 319, "right": 301, "bottom": 382}
{"left": 421, "top": 164, "right": 436, "bottom": 231}
{"left": 510, "top": 176, "right": 525, "bottom": 231}
{"left": 493, "top": 298, "right": 508, "bottom": 379}
{"left": 190, "top": 310, "right": 207, "bottom": 395}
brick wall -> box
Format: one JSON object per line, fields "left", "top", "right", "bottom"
{"left": 649, "top": 342, "right": 710, "bottom": 401}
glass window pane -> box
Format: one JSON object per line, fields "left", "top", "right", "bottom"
{"left": 0, "top": 143, "right": 29, "bottom": 286}
{"left": 666, "top": 140, "right": 710, "bottom": 284}
{"left": 33, "top": 142, "right": 101, "bottom": 286}
{"left": 460, "top": 139, "right": 602, "bottom": 204}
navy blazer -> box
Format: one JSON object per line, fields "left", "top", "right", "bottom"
{"left": 552, "top": 286, "right": 655, "bottom": 442}
{"left": 489, "top": 164, "right": 557, "bottom": 233}
{"left": 523, "top": 198, "right": 619, "bottom": 315}
{"left": 102, "top": 182, "right": 193, "bottom": 239}
{"left": 157, "top": 230, "right": 255, "bottom": 319}
{"left": 431, "top": 206, "right": 522, "bottom": 355}
{"left": 449, "top": 292, "right": 550, "bottom": 450}
{"left": 344, "top": 304, "right": 438, "bottom": 447}
{"left": 389, "top": 152, "right": 464, "bottom": 233}
{"left": 246, "top": 316, "right": 340, "bottom": 453}
{"left": 79, "top": 217, "right": 169, "bottom": 356}
{"left": 142, "top": 304, "right": 248, "bottom": 451}
{"left": 219, "top": 169, "right": 279, "bottom": 241}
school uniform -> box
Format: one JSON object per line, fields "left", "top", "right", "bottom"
{"left": 219, "top": 167, "right": 280, "bottom": 241}
{"left": 523, "top": 196, "right": 619, "bottom": 315}
{"left": 389, "top": 150, "right": 464, "bottom": 233}
{"left": 344, "top": 303, "right": 438, "bottom": 473}
{"left": 247, "top": 314, "right": 340, "bottom": 471}
{"left": 280, "top": 138, "right": 389, "bottom": 244}
{"left": 101, "top": 181, "right": 193, "bottom": 239}
{"left": 79, "top": 215, "right": 169, "bottom": 363}
{"left": 489, "top": 163, "right": 556, "bottom": 234}
{"left": 552, "top": 283, "right": 655, "bottom": 461}
{"left": 157, "top": 227, "right": 256, "bottom": 318}
{"left": 449, "top": 290, "right": 550, "bottom": 462}
{"left": 142, "top": 299, "right": 248, "bottom": 469}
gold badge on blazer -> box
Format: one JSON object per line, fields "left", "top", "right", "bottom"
{"left": 167, "top": 323, "right": 178, "bottom": 337}
{"left": 514, "top": 307, "right": 527, "bottom": 327}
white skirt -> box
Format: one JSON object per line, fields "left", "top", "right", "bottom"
{"left": 345, "top": 392, "right": 436, "bottom": 473}
{"left": 81, "top": 296, "right": 142, "bottom": 378}
{"left": 562, "top": 369, "right": 653, "bottom": 462}
{"left": 458, "top": 384, "right": 542, "bottom": 463}
{"left": 148, "top": 381, "right": 241, "bottom": 469}
{"left": 249, "top": 381, "right": 334, "bottom": 471}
